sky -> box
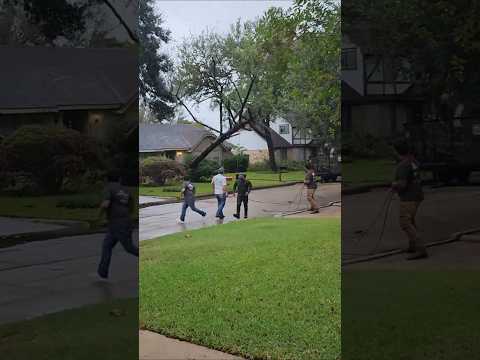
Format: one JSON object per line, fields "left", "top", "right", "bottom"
{"left": 155, "top": 0, "right": 293, "bottom": 132}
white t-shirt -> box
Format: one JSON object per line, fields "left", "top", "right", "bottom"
{"left": 211, "top": 174, "right": 227, "bottom": 195}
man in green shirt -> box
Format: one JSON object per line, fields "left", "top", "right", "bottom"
{"left": 391, "top": 141, "right": 427, "bottom": 260}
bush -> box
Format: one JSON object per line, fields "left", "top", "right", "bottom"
{"left": 249, "top": 159, "right": 272, "bottom": 171}
{"left": 1, "top": 125, "right": 104, "bottom": 194}
{"left": 183, "top": 154, "right": 219, "bottom": 182}
{"left": 223, "top": 154, "right": 249, "bottom": 172}
{"left": 279, "top": 160, "right": 306, "bottom": 171}
{"left": 342, "top": 132, "right": 394, "bottom": 159}
{"left": 56, "top": 194, "right": 102, "bottom": 209}
{"left": 140, "top": 156, "right": 186, "bottom": 186}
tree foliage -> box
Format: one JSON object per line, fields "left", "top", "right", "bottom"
{"left": 139, "top": 1, "right": 175, "bottom": 120}
{"left": 343, "top": 0, "right": 480, "bottom": 117}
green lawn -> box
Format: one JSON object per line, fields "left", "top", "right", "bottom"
{"left": 140, "top": 170, "right": 305, "bottom": 199}
{"left": 342, "top": 270, "right": 480, "bottom": 359}
{"left": 342, "top": 159, "right": 395, "bottom": 188}
{"left": 0, "top": 299, "right": 138, "bottom": 360}
{"left": 0, "top": 189, "right": 139, "bottom": 223}
{"left": 140, "top": 218, "right": 340, "bottom": 360}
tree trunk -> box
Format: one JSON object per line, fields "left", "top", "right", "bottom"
{"left": 249, "top": 119, "right": 278, "bottom": 172}
{"left": 190, "top": 119, "right": 248, "bottom": 169}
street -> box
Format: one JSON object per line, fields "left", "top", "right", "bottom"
{"left": 342, "top": 184, "right": 480, "bottom": 265}
{"left": 140, "top": 183, "right": 341, "bottom": 240}
{"left": 0, "top": 230, "right": 138, "bottom": 324}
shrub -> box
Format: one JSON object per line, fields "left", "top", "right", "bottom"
{"left": 279, "top": 160, "right": 306, "bottom": 171}
{"left": 223, "top": 154, "right": 249, "bottom": 172}
{"left": 56, "top": 194, "right": 102, "bottom": 209}
{"left": 249, "top": 159, "right": 272, "bottom": 171}
{"left": 342, "top": 132, "right": 394, "bottom": 159}
{"left": 140, "top": 156, "right": 186, "bottom": 186}
{"left": 2, "top": 125, "right": 104, "bottom": 194}
{"left": 183, "top": 154, "right": 219, "bottom": 182}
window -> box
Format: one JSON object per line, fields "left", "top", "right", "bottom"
{"left": 279, "top": 124, "right": 290, "bottom": 134}
{"left": 341, "top": 48, "right": 357, "bottom": 70}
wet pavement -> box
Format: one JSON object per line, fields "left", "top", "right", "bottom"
{"left": 140, "top": 183, "right": 341, "bottom": 240}
{"left": 342, "top": 185, "right": 480, "bottom": 264}
{"left": 0, "top": 230, "right": 138, "bottom": 324}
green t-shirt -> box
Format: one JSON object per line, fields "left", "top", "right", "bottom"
{"left": 395, "top": 159, "right": 424, "bottom": 202}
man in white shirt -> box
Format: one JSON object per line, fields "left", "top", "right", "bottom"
{"left": 211, "top": 167, "right": 228, "bottom": 219}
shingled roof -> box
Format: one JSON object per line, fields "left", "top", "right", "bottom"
{"left": 140, "top": 123, "right": 231, "bottom": 152}
{"left": 0, "top": 47, "right": 137, "bottom": 113}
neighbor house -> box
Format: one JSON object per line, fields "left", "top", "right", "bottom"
{"left": 230, "top": 117, "right": 324, "bottom": 165}
{"left": 139, "top": 123, "right": 233, "bottom": 164}
{"left": 0, "top": 47, "right": 138, "bottom": 142}
{"left": 341, "top": 34, "right": 424, "bottom": 139}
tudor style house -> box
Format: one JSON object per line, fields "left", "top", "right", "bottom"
{"left": 341, "top": 34, "right": 424, "bottom": 139}
{"left": 0, "top": 47, "right": 138, "bottom": 142}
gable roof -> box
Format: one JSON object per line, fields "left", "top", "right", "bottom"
{"left": 140, "top": 123, "right": 230, "bottom": 152}
{"left": 0, "top": 47, "right": 137, "bottom": 114}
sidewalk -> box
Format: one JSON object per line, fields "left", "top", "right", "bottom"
{"left": 140, "top": 331, "right": 244, "bottom": 360}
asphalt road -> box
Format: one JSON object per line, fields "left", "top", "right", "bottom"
{"left": 0, "top": 231, "right": 138, "bottom": 324}
{"left": 140, "top": 183, "right": 341, "bottom": 240}
{"left": 342, "top": 184, "right": 480, "bottom": 263}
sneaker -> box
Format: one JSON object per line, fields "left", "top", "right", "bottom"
{"left": 202, "top": 212, "right": 207, "bottom": 217}
{"left": 177, "top": 219, "right": 185, "bottom": 224}
{"left": 406, "top": 250, "right": 428, "bottom": 260}
{"left": 404, "top": 246, "right": 416, "bottom": 253}
{"left": 233, "top": 214, "right": 240, "bottom": 219}
{"left": 310, "top": 209, "right": 320, "bottom": 214}
{"left": 244, "top": 216, "right": 248, "bottom": 219}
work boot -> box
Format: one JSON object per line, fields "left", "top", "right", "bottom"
{"left": 406, "top": 250, "right": 428, "bottom": 260}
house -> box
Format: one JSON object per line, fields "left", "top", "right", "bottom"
{"left": 139, "top": 123, "right": 233, "bottom": 163}
{"left": 341, "top": 34, "right": 424, "bottom": 139}
{"left": 230, "top": 118, "right": 324, "bottom": 165}
{"left": 0, "top": 47, "right": 138, "bottom": 141}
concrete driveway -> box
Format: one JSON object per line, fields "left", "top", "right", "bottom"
{"left": 140, "top": 183, "right": 341, "bottom": 240}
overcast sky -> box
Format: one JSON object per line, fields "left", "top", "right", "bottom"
{"left": 155, "top": 0, "right": 292, "bottom": 128}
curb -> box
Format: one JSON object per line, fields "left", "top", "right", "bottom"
{"left": 342, "top": 227, "right": 480, "bottom": 266}
{"left": 139, "top": 181, "right": 305, "bottom": 208}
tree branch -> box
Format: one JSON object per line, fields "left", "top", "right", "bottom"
{"left": 175, "top": 95, "right": 221, "bottom": 134}
{"left": 102, "top": 0, "right": 138, "bottom": 43}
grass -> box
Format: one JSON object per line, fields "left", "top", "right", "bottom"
{"left": 342, "top": 159, "right": 395, "bottom": 188}
{"left": 140, "top": 218, "right": 340, "bottom": 360}
{"left": 140, "top": 170, "right": 305, "bottom": 199}
{"left": 0, "top": 298, "right": 138, "bottom": 360}
{"left": 342, "top": 270, "right": 480, "bottom": 359}
{"left": 0, "top": 189, "right": 138, "bottom": 223}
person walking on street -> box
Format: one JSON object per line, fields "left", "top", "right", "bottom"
{"left": 233, "top": 173, "right": 252, "bottom": 219}
{"left": 211, "top": 167, "right": 228, "bottom": 219}
{"left": 178, "top": 179, "right": 206, "bottom": 223}
{"left": 391, "top": 140, "right": 428, "bottom": 260}
{"left": 97, "top": 170, "right": 138, "bottom": 279}
{"left": 304, "top": 164, "right": 319, "bottom": 214}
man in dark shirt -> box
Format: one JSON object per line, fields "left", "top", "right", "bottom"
{"left": 97, "top": 170, "right": 138, "bottom": 279}
{"left": 178, "top": 179, "right": 206, "bottom": 223}
{"left": 233, "top": 174, "right": 252, "bottom": 219}
{"left": 304, "top": 164, "right": 319, "bottom": 214}
{"left": 391, "top": 141, "right": 427, "bottom": 260}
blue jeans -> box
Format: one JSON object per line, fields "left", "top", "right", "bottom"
{"left": 98, "top": 223, "right": 138, "bottom": 278}
{"left": 180, "top": 199, "right": 206, "bottom": 221}
{"left": 215, "top": 194, "right": 226, "bottom": 218}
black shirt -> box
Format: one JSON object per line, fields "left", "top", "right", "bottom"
{"left": 395, "top": 159, "right": 424, "bottom": 202}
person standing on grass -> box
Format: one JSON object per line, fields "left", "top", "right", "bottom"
{"left": 391, "top": 140, "right": 427, "bottom": 260}
{"left": 233, "top": 173, "right": 252, "bottom": 219}
{"left": 211, "top": 167, "right": 228, "bottom": 219}
{"left": 97, "top": 170, "right": 138, "bottom": 279}
{"left": 178, "top": 179, "right": 206, "bottom": 224}
{"left": 304, "top": 164, "right": 319, "bottom": 214}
